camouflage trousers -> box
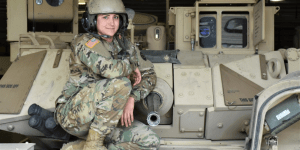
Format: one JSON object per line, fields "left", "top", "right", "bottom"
{"left": 105, "top": 120, "right": 160, "bottom": 150}
{"left": 55, "top": 77, "right": 132, "bottom": 138}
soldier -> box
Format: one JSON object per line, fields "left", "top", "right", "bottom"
{"left": 55, "top": 0, "right": 160, "bottom": 150}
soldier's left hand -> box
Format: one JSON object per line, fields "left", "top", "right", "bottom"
{"left": 121, "top": 97, "right": 135, "bottom": 127}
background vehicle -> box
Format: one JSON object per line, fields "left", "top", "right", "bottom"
{"left": 1, "top": 0, "right": 300, "bottom": 150}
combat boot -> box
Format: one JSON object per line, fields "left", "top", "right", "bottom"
{"left": 60, "top": 140, "right": 85, "bottom": 150}
{"left": 83, "top": 129, "right": 107, "bottom": 150}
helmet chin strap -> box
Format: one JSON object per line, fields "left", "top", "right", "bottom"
{"left": 94, "top": 34, "right": 111, "bottom": 39}
{"left": 87, "top": 31, "right": 111, "bottom": 39}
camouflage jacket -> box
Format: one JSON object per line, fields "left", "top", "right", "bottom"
{"left": 56, "top": 33, "right": 156, "bottom": 104}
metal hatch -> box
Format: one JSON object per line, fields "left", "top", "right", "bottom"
{"left": 0, "top": 51, "right": 46, "bottom": 114}
{"left": 253, "top": 0, "right": 266, "bottom": 46}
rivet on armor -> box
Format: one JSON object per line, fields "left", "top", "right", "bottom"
{"left": 185, "top": 35, "right": 189, "bottom": 39}
{"left": 206, "top": 95, "right": 211, "bottom": 100}
{"left": 199, "top": 112, "right": 204, "bottom": 116}
{"left": 198, "top": 128, "right": 203, "bottom": 132}
{"left": 178, "top": 109, "right": 183, "bottom": 115}
{"left": 178, "top": 93, "right": 183, "bottom": 98}
{"left": 244, "top": 120, "right": 249, "bottom": 126}
{"left": 181, "top": 72, "right": 186, "bottom": 76}
{"left": 180, "top": 128, "right": 185, "bottom": 132}
{"left": 241, "top": 128, "right": 245, "bottom": 132}
{"left": 198, "top": 133, "right": 203, "bottom": 137}
{"left": 164, "top": 55, "right": 170, "bottom": 62}
{"left": 287, "top": 48, "right": 299, "bottom": 61}
{"left": 165, "top": 74, "right": 171, "bottom": 78}
{"left": 7, "top": 125, "right": 14, "bottom": 131}
{"left": 217, "top": 123, "right": 223, "bottom": 128}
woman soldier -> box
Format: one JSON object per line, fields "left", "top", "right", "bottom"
{"left": 55, "top": 0, "right": 160, "bottom": 149}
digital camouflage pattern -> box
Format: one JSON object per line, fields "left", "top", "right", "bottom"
{"left": 56, "top": 33, "right": 156, "bottom": 104}
{"left": 106, "top": 120, "right": 160, "bottom": 150}
{"left": 130, "top": 68, "right": 157, "bottom": 102}
{"left": 55, "top": 33, "right": 160, "bottom": 150}
{"left": 125, "top": 36, "right": 157, "bottom": 102}
{"left": 60, "top": 121, "right": 160, "bottom": 150}
{"left": 56, "top": 77, "right": 132, "bottom": 138}
{"left": 56, "top": 33, "right": 137, "bottom": 102}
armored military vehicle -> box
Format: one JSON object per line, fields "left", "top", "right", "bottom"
{"left": 1, "top": 0, "right": 300, "bottom": 150}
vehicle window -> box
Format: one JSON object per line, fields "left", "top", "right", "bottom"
{"left": 222, "top": 15, "right": 248, "bottom": 48}
{"left": 199, "top": 16, "right": 216, "bottom": 48}
{"left": 46, "top": 0, "right": 64, "bottom": 7}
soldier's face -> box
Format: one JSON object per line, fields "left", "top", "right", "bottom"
{"left": 97, "top": 14, "right": 120, "bottom": 37}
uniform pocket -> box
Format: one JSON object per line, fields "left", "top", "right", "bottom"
{"left": 95, "top": 98, "right": 113, "bottom": 112}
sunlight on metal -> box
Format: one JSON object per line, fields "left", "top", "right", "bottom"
{"left": 270, "top": 0, "right": 285, "bottom": 1}
{"left": 78, "top": 2, "right": 86, "bottom": 5}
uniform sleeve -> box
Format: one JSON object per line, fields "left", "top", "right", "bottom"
{"left": 130, "top": 68, "right": 157, "bottom": 102}
{"left": 123, "top": 38, "right": 139, "bottom": 70}
{"left": 75, "top": 40, "right": 133, "bottom": 79}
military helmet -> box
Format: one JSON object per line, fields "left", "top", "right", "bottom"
{"left": 81, "top": 0, "right": 128, "bottom": 35}
{"left": 88, "top": 0, "right": 126, "bottom": 14}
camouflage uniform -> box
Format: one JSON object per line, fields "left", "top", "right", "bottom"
{"left": 105, "top": 121, "right": 160, "bottom": 150}
{"left": 55, "top": 33, "right": 159, "bottom": 149}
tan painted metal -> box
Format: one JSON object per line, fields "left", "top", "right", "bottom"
{"left": 131, "top": 12, "right": 158, "bottom": 31}
{"left": 173, "top": 5, "right": 278, "bottom": 54}
{"left": 220, "top": 64, "right": 263, "bottom": 106}
{"left": 147, "top": 26, "right": 166, "bottom": 50}
{"left": 0, "top": 49, "right": 70, "bottom": 136}
{"left": 127, "top": 19, "right": 135, "bottom": 44}
{"left": 205, "top": 107, "right": 251, "bottom": 140}
{"left": 174, "top": 66, "right": 213, "bottom": 108}
{"left": 212, "top": 51, "right": 286, "bottom": 111}
{"left": 7, "top": 0, "right": 27, "bottom": 41}
{"left": 159, "top": 139, "right": 244, "bottom": 150}
{"left": 4, "top": 0, "right": 300, "bottom": 149}
{"left": 28, "top": 0, "right": 74, "bottom": 22}
{"left": 0, "top": 51, "right": 46, "bottom": 114}
{"left": 285, "top": 48, "right": 300, "bottom": 73}
{"left": 153, "top": 63, "right": 173, "bottom": 88}
{"left": 253, "top": 0, "right": 265, "bottom": 46}
{"left": 166, "top": 0, "right": 169, "bottom": 49}
{"left": 250, "top": 76, "right": 300, "bottom": 150}
{"left": 7, "top": 0, "right": 78, "bottom": 61}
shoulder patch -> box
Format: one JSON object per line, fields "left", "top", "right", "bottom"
{"left": 85, "top": 38, "right": 99, "bottom": 49}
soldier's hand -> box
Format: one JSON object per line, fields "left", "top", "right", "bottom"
{"left": 133, "top": 68, "right": 141, "bottom": 86}
{"left": 121, "top": 97, "right": 135, "bottom": 127}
